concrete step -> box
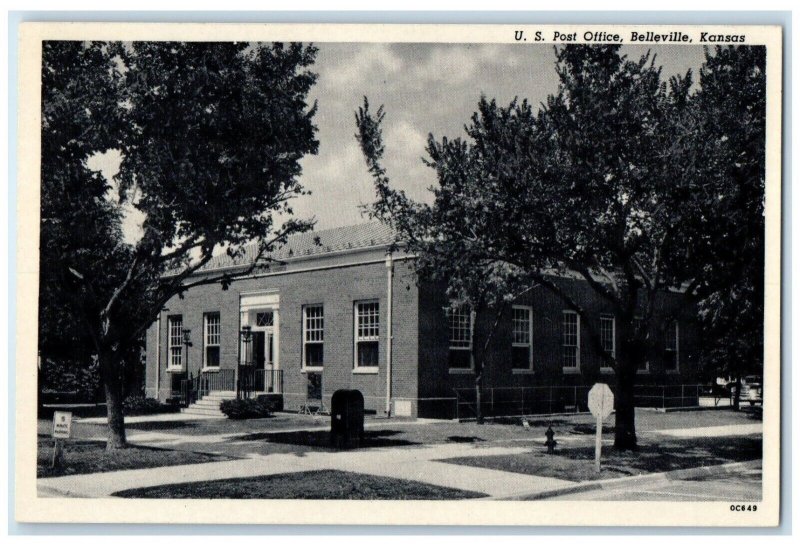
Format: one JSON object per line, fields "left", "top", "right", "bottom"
{"left": 182, "top": 405, "right": 225, "bottom": 413}
{"left": 202, "top": 396, "right": 236, "bottom": 402}
{"left": 181, "top": 411, "right": 227, "bottom": 419}
{"left": 202, "top": 392, "right": 236, "bottom": 400}
{"left": 182, "top": 390, "right": 278, "bottom": 418}
{"left": 192, "top": 400, "right": 225, "bottom": 408}
{"left": 181, "top": 406, "right": 225, "bottom": 417}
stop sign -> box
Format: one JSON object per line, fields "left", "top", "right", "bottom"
{"left": 588, "top": 383, "right": 614, "bottom": 420}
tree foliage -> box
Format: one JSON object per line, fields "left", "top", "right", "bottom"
{"left": 40, "top": 41, "right": 131, "bottom": 399}
{"left": 688, "top": 46, "right": 766, "bottom": 391}
{"left": 40, "top": 41, "right": 320, "bottom": 448}
{"left": 357, "top": 45, "right": 765, "bottom": 447}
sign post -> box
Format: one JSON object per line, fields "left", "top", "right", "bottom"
{"left": 587, "top": 383, "right": 614, "bottom": 473}
{"left": 51, "top": 411, "right": 72, "bottom": 469}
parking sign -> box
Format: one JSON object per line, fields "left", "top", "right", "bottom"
{"left": 52, "top": 411, "right": 72, "bottom": 439}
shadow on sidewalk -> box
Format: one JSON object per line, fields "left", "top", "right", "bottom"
{"left": 238, "top": 429, "right": 420, "bottom": 450}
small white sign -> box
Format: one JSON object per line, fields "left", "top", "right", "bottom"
{"left": 587, "top": 383, "right": 614, "bottom": 473}
{"left": 588, "top": 383, "right": 614, "bottom": 419}
{"left": 52, "top": 411, "right": 73, "bottom": 439}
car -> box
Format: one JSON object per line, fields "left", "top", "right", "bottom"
{"left": 733, "top": 375, "right": 763, "bottom": 406}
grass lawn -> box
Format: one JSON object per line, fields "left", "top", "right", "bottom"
{"left": 113, "top": 469, "right": 487, "bottom": 500}
{"left": 37, "top": 436, "right": 230, "bottom": 478}
{"left": 37, "top": 408, "right": 761, "bottom": 460}
{"left": 438, "top": 436, "right": 762, "bottom": 482}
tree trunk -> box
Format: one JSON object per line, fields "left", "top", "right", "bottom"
{"left": 475, "top": 370, "right": 484, "bottom": 424}
{"left": 614, "top": 354, "right": 638, "bottom": 451}
{"left": 732, "top": 376, "right": 742, "bottom": 411}
{"left": 99, "top": 351, "right": 127, "bottom": 450}
{"left": 470, "top": 308, "right": 485, "bottom": 424}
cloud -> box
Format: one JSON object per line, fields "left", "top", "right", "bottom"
{"left": 292, "top": 141, "right": 377, "bottom": 229}
{"left": 384, "top": 119, "right": 436, "bottom": 202}
{"left": 321, "top": 44, "right": 404, "bottom": 90}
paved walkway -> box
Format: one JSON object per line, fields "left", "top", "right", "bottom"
{"left": 38, "top": 443, "right": 573, "bottom": 499}
{"left": 38, "top": 417, "right": 762, "bottom": 500}
{"left": 651, "top": 423, "right": 762, "bottom": 438}
{"left": 77, "top": 413, "right": 222, "bottom": 424}
{"left": 554, "top": 463, "right": 762, "bottom": 501}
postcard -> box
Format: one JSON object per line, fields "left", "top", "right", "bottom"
{"left": 15, "top": 22, "right": 782, "bottom": 526}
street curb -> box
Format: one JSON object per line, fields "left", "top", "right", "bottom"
{"left": 495, "top": 459, "right": 761, "bottom": 501}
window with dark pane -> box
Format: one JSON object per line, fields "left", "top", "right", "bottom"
{"left": 168, "top": 315, "right": 183, "bottom": 369}
{"left": 562, "top": 311, "right": 579, "bottom": 369}
{"left": 512, "top": 306, "right": 532, "bottom": 370}
{"left": 447, "top": 305, "right": 472, "bottom": 369}
{"left": 204, "top": 312, "right": 220, "bottom": 367}
{"left": 355, "top": 301, "right": 379, "bottom": 368}
{"left": 303, "top": 305, "right": 324, "bottom": 369}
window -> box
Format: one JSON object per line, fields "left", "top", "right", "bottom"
{"left": 512, "top": 306, "right": 533, "bottom": 370}
{"left": 665, "top": 320, "right": 679, "bottom": 372}
{"left": 203, "top": 313, "right": 220, "bottom": 368}
{"left": 303, "top": 305, "right": 324, "bottom": 370}
{"left": 355, "top": 301, "right": 379, "bottom": 369}
{"left": 256, "top": 311, "right": 274, "bottom": 327}
{"left": 168, "top": 315, "right": 183, "bottom": 369}
{"left": 599, "top": 315, "right": 615, "bottom": 372}
{"left": 562, "top": 311, "right": 580, "bottom": 370}
{"left": 448, "top": 306, "right": 472, "bottom": 370}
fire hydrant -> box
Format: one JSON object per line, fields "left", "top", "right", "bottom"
{"left": 544, "top": 425, "right": 557, "bottom": 454}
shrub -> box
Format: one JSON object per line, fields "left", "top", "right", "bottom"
{"left": 220, "top": 398, "right": 273, "bottom": 419}
{"left": 123, "top": 396, "right": 179, "bottom": 416}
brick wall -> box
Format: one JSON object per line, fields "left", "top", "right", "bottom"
{"left": 143, "top": 252, "right": 701, "bottom": 419}
{"left": 416, "top": 276, "right": 701, "bottom": 417}
{"left": 144, "top": 251, "right": 419, "bottom": 415}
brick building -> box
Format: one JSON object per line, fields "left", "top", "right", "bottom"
{"left": 144, "top": 221, "right": 700, "bottom": 418}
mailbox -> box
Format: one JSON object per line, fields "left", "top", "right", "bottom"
{"left": 330, "top": 389, "right": 365, "bottom": 449}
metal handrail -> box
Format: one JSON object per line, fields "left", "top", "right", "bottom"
{"left": 237, "top": 366, "right": 283, "bottom": 399}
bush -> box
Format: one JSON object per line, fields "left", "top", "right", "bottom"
{"left": 123, "top": 396, "right": 179, "bottom": 416}
{"left": 39, "top": 357, "right": 102, "bottom": 404}
{"left": 220, "top": 398, "right": 273, "bottom": 419}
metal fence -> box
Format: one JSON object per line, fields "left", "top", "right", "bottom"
{"left": 633, "top": 384, "right": 707, "bottom": 410}
{"left": 176, "top": 368, "right": 283, "bottom": 406}
{"left": 452, "top": 384, "right": 712, "bottom": 421}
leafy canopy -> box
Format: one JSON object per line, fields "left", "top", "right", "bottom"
{"left": 41, "top": 41, "right": 320, "bottom": 355}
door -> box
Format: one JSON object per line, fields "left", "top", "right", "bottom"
{"left": 252, "top": 331, "right": 266, "bottom": 370}
{"left": 250, "top": 329, "right": 277, "bottom": 392}
{"left": 267, "top": 331, "right": 275, "bottom": 368}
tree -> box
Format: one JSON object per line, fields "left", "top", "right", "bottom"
{"left": 41, "top": 41, "right": 320, "bottom": 448}
{"left": 356, "top": 100, "right": 535, "bottom": 423}
{"left": 40, "top": 41, "right": 130, "bottom": 407}
{"left": 358, "top": 45, "right": 764, "bottom": 450}
{"left": 683, "top": 46, "right": 766, "bottom": 407}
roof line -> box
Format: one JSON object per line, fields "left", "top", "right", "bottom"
{"left": 192, "top": 241, "right": 395, "bottom": 276}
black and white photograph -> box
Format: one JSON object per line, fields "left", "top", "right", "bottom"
{"left": 14, "top": 22, "right": 782, "bottom": 527}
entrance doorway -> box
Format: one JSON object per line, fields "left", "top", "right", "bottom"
{"left": 240, "top": 292, "right": 282, "bottom": 395}
{"left": 248, "top": 309, "right": 279, "bottom": 393}
{"left": 251, "top": 331, "right": 275, "bottom": 370}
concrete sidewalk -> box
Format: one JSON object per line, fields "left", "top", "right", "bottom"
{"left": 77, "top": 413, "right": 222, "bottom": 424}
{"left": 496, "top": 460, "right": 763, "bottom": 501}
{"left": 650, "top": 423, "right": 762, "bottom": 438}
{"left": 37, "top": 443, "right": 573, "bottom": 499}
{"left": 38, "top": 415, "right": 762, "bottom": 500}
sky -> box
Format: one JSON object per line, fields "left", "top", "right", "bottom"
{"left": 294, "top": 43, "right": 707, "bottom": 230}
{"left": 89, "top": 43, "right": 708, "bottom": 241}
